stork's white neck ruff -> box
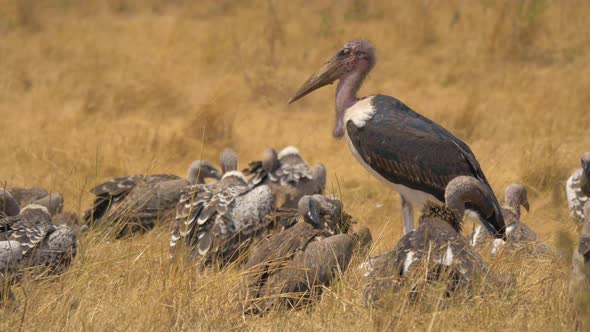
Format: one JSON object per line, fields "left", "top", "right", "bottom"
{"left": 343, "top": 96, "right": 441, "bottom": 210}
{"left": 343, "top": 96, "right": 376, "bottom": 128}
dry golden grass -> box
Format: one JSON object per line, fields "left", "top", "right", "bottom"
{"left": 1, "top": 0, "right": 589, "bottom": 330}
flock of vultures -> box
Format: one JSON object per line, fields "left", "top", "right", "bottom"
{"left": 1, "top": 39, "right": 590, "bottom": 326}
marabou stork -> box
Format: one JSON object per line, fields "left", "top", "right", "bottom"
{"left": 289, "top": 40, "right": 505, "bottom": 237}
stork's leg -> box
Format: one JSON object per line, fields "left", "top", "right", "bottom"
{"left": 401, "top": 196, "right": 414, "bottom": 234}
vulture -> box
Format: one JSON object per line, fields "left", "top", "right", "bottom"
{"left": 244, "top": 146, "right": 326, "bottom": 208}
{"left": 83, "top": 160, "right": 220, "bottom": 237}
{"left": 241, "top": 194, "right": 369, "bottom": 314}
{"left": 170, "top": 149, "right": 274, "bottom": 267}
{"left": 469, "top": 184, "right": 551, "bottom": 254}
{"left": 0, "top": 240, "right": 22, "bottom": 304}
{"left": 31, "top": 192, "right": 64, "bottom": 216}
{"left": 567, "top": 152, "right": 590, "bottom": 223}
{"left": 570, "top": 201, "right": 590, "bottom": 330}
{"left": 0, "top": 204, "right": 77, "bottom": 275}
{"left": 8, "top": 186, "right": 49, "bottom": 207}
{"left": 0, "top": 189, "right": 20, "bottom": 218}
{"left": 363, "top": 176, "right": 512, "bottom": 306}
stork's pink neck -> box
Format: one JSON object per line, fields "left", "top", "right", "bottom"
{"left": 333, "top": 62, "right": 372, "bottom": 138}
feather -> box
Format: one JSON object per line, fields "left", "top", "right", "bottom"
{"left": 346, "top": 95, "right": 505, "bottom": 236}
{"left": 364, "top": 200, "right": 509, "bottom": 306}
{"left": 241, "top": 220, "right": 355, "bottom": 314}
{"left": 244, "top": 147, "right": 325, "bottom": 209}
{"left": 170, "top": 171, "right": 273, "bottom": 267}
{"left": 567, "top": 169, "right": 589, "bottom": 222}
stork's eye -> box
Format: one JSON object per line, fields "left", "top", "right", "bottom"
{"left": 338, "top": 48, "right": 351, "bottom": 57}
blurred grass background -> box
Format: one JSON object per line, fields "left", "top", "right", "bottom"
{"left": 0, "top": 0, "right": 589, "bottom": 330}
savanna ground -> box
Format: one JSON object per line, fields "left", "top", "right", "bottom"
{"left": 0, "top": 0, "right": 589, "bottom": 330}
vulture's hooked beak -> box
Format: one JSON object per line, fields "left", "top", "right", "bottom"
{"left": 299, "top": 195, "right": 323, "bottom": 228}
{"left": 211, "top": 169, "right": 222, "bottom": 180}
{"left": 522, "top": 200, "right": 530, "bottom": 212}
{"left": 307, "top": 201, "right": 322, "bottom": 228}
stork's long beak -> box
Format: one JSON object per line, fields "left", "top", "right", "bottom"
{"left": 288, "top": 56, "right": 347, "bottom": 104}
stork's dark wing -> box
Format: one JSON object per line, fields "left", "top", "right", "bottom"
{"left": 347, "top": 95, "right": 504, "bottom": 236}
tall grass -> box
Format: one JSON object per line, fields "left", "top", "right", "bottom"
{"left": 0, "top": 0, "right": 589, "bottom": 330}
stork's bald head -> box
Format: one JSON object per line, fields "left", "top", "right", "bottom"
{"left": 288, "top": 39, "right": 376, "bottom": 105}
